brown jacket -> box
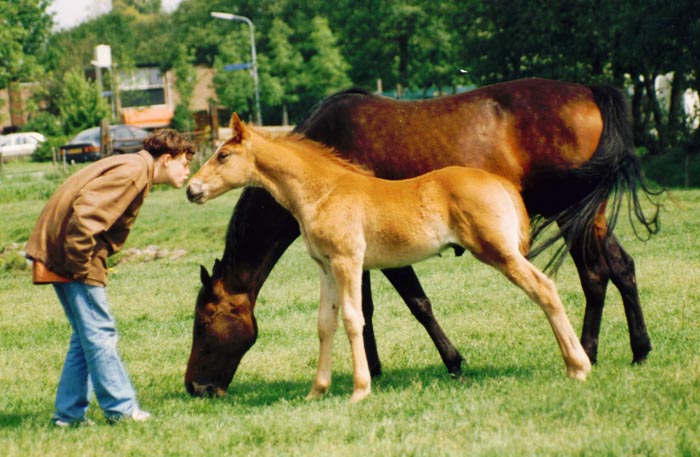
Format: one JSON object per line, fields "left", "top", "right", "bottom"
{"left": 25, "top": 151, "right": 154, "bottom": 286}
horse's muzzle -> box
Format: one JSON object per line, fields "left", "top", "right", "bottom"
{"left": 185, "top": 380, "right": 227, "bottom": 398}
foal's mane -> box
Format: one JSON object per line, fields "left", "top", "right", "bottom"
{"left": 251, "top": 126, "right": 373, "bottom": 177}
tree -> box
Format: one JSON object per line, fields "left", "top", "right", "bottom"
{"left": 171, "top": 44, "right": 197, "bottom": 132}
{"left": 212, "top": 28, "right": 256, "bottom": 122}
{"left": 59, "top": 68, "right": 111, "bottom": 134}
{"left": 0, "top": 0, "right": 52, "bottom": 88}
{"left": 611, "top": 0, "right": 700, "bottom": 157}
{"left": 113, "top": 0, "right": 162, "bottom": 15}
{"left": 302, "top": 17, "right": 352, "bottom": 101}
{"left": 0, "top": 0, "right": 52, "bottom": 126}
{"left": 263, "top": 18, "right": 304, "bottom": 125}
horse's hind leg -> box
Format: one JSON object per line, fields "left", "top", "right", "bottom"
{"left": 382, "top": 267, "right": 464, "bottom": 377}
{"left": 567, "top": 212, "right": 651, "bottom": 364}
{"left": 605, "top": 234, "right": 651, "bottom": 363}
{"left": 567, "top": 230, "right": 609, "bottom": 365}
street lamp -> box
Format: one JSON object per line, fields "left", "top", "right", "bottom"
{"left": 211, "top": 11, "right": 262, "bottom": 125}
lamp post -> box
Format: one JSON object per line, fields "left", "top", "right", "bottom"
{"left": 211, "top": 11, "right": 262, "bottom": 125}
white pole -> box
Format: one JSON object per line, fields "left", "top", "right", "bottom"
{"left": 211, "top": 12, "right": 263, "bottom": 125}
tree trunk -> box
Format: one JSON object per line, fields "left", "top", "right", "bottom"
{"left": 643, "top": 74, "right": 667, "bottom": 154}
{"left": 668, "top": 72, "right": 686, "bottom": 145}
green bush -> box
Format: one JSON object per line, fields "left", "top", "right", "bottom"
{"left": 641, "top": 147, "right": 700, "bottom": 188}
{"left": 170, "top": 103, "right": 193, "bottom": 132}
{"left": 31, "top": 135, "right": 70, "bottom": 162}
{"left": 22, "top": 111, "right": 63, "bottom": 137}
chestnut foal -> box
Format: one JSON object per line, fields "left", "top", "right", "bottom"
{"left": 187, "top": 114, "right": 591, "bottom": 402}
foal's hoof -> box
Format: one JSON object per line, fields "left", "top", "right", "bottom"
{"left": 350, "top": 387, "right": 370, "bottom": 403}
{"left": 305, "top": 388, "right": 327, "bottom": 401}
{"left": 566, "top": 361, "right": 591, "bottom": 381}
{"left": 567, "top": 368, "right": 588, "bottom": 381}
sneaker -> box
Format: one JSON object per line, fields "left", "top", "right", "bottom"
{"left": 107, "top": 408, "right": 152, "bottom": 424}
{"left": 51, "top": 417, "right": 95, "bottom": 428}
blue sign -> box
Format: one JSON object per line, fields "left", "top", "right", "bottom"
{"left": 223, "top": 63, "right": 253, "bottom": 71}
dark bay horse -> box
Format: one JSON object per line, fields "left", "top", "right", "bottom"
{"left": 185, "top": 78, "right": 659, "bottom": 398}
{"left": 187, "top": 114, "right": 591, "bottom": 401}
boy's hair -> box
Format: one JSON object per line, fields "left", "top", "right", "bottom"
{"left": 143, "top": 129, "right": 195, "bottom": 161}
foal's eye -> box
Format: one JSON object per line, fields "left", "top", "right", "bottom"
{"left": 217, "top": 151, "right": 229, "bottom": 161}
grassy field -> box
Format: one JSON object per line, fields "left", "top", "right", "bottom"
{"left": 1, "top": 160, "right": 699, "bottom": 456}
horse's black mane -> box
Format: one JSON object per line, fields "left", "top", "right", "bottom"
{"left": 294, "top": 88, "right": 373, "bottom": 135}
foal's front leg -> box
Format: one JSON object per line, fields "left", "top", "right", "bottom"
{"left": 307, "top": 267, "right": 339, "bottom": 400}
{"left": 333, "top": 258, "right": 372, "bottom": 402}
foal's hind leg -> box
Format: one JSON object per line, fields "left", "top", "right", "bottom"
{"left": 382, "top": 267, "right": 464, "bottom": 377}
{"left": 497, "top": 254, "right": 591, "bottom": 379}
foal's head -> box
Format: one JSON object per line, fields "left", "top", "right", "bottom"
{"left": 187, "top": 113, "right": 254, "bottom": 204}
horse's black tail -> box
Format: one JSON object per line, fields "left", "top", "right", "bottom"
{"left": 528, "top": 84, "right": 662, "bottom": 273}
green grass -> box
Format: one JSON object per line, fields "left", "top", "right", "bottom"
{"left": 1, "top": 161, "right": 699, "bottom": 456}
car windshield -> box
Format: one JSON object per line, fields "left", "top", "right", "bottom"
{"left": 111, "top": 126, "right": 134, "bottom": 139}
{"left": 72, "top": 128, "right": 100, "bottom": 142}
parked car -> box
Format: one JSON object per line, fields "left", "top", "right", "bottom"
{"left": 58, "top": 124, "right": 149, "bottom": 162}
{"left": 0, "top": 132, "right": 46, "bottom": 160}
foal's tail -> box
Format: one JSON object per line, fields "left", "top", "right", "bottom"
{"left": 528, "top": 84, "right": 662, "bottom": 273}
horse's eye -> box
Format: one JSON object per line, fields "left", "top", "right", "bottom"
{"left": 218, "top": 151, "right": 229, "bottom": 161}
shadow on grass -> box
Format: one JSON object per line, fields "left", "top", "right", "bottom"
{"left": 0, "top": 413, "right": 27, "bottom": 429}
{"left": 156, "top": 361, "right": 536, "bottom": 410}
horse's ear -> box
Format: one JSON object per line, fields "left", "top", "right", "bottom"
{"left": 200, "top": 265, "right": 212, "bottom": 288}
{"left": 212, "top": 258, "right": 223, "bottom": 278}
{"left": 229, "top": 113, "right": 248, "bottom": 143}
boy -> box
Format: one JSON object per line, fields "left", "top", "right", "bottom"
{"left": 25, "top": 129, "right": 194, "bottom": 426}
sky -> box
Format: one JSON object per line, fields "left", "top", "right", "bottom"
{"left": 48, "top": 0, "right": 184, "bottom": 30}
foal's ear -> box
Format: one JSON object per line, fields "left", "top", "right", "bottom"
{"left": 229, "top": 112, "right": 249, "bottom": 143}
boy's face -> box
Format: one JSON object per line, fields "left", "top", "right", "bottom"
{"left": 162, "top": 153, "right": 192, "bottom": 188}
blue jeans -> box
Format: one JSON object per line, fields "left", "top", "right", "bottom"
{"left": 53, "top": 282, "right": 139, "bottom": 422}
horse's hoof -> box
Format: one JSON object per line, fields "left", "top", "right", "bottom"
{"left": 450, "top": 373, "right": 469, "bottom": 384}
{"left": 632, "top": 347, "right": 651, "bottom": 365}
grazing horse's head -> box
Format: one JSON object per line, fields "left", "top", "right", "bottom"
{"left": 185, "top": 260, "right": 257, "bottom": 397}
{"left": 187, "top": 113, "right": 254, "bottom": 204}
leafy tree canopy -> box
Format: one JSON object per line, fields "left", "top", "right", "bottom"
{"left": 0, "top": 0, "right": 52, "bottom": 87}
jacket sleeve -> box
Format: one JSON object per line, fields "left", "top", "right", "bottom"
{"left": 63, "top": 172, "right": 142, "bottom": 279}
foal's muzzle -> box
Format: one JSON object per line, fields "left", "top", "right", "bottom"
{"left": 186, "top": 183, "right": 206, "bottom": 203}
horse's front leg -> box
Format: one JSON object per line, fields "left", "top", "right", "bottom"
{"left": 333, "top": 258, "right": 371, "bottom": 402}
{"left": 382, "top": 266, "right": 464, "bottom": 376}
{"left": 307, "top": 266, "right": 339, "bottom": 400}
{"left": 360, "top": 271, "right": 382, "bottom": 377}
